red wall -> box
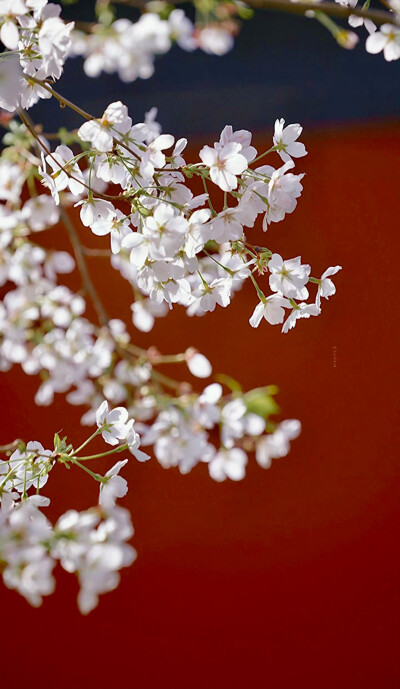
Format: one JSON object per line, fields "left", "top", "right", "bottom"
{"left": 1, "top": 120, "right": 399, "bottom": 689}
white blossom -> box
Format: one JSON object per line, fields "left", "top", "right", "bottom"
{"left": 208, "top": 447, "right": 248, "bottom": 482}
{"left": 96, "top": 401, "right": 129, "bottom": 446}
{"left": 199, "top": 141, "right": 247, "bottom": 192}
{"left": 268, "top": 253, "right": 310, "bottom": 300}
{"left": 99, "top": 460, "right": 129, "bottom": 507}
{"left": 78, "top": 102, "right": 132, "bottom": 153}
{"left": 316, "top": 265, "right": 342, "bottom": 308}
{"left": 366, "top": 24, "right": 400, "bottom": 61}
{"left": 0, "top": 52, "right": 22, "bottom": 111}
{"left": 273, "top": 119, "right": 307, "bottom": 162}
{"left": 256, "top": 420, "right": 301, "bottom": 468}
{"left": 249, "top": 295, "right": 291, "bottom": 327}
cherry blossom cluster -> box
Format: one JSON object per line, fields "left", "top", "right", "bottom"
{"left": 0, "top": 398, "right": 300, "bottom": 612}
{"left": 0, "top": 1, "right": 74, "bottom": 111}
{"left": 0, "top": 0, "right": 351, "bottom": 617}
{"left": 0, "top": 229, "right": 302, "bottom": 479}
{"left": 0, "top": 115, "right": 305, "bottom": 483}
{"left": 0, "top": 94, "right": 339, "bottom": 508}
{"left": 0, "top": 410, "right": 142, "bottom": 613}
{"left": 19, "top": 98, "right": 339, "bottom": 333}
{"left": 70, "top": 8, "right": 237, "bottom": 83}
{"left": 332, "top": 0, "right": 400, "bottom": 60}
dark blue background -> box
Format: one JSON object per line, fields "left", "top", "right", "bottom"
{"left": 35, "top": 0, "right": 399, "bottom": 136}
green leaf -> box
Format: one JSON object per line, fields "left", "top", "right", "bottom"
{"left": 54, "top": 433, "right": 62, "bottom": 452}
{"left": 243, "top": 386, "right": 280, "bottom": 418}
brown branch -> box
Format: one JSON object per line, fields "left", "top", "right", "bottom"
{"left": 110, "top": 0, "right": 398, "bottom": 26}
{"left": 244, "top": 0, "right": 397, "bottom": 26}
{"left": 31, "top": 78, "right": 142, "bottom": 162}
{"left": 60, "top": 207, "right": 110, "bottom": 327}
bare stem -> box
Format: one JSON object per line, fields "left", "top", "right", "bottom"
{"left": 30, "top": 78, "right": 141, "bottom": 161}
{"left": 29, "top": 77, "right": 94, "bottom": 120}
{"left": 110, "top": 0, "right": 398, "bottom": 26}
{"left": 243, "top": 0, "right": 397, "bottom": 26}
{"left": 82, "top": 247, "right": 113, "bottom": 257}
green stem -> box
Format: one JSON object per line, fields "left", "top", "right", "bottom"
{"left": 70, "top": 458, "right": 105, "bottom": 482}
{"left": 252, "top": 145, "right": 278, "bottom": 164}
{"left": 249, "top": 273, "right": 267, "bottom": 303}
{"left": 77, "top": 444, "right": 128, "bottom": 461}
{"left": 0, "top": 467, "right": 16, "bottom": 491}
{"left": 150, "top": 354, "right": 186, "bottom": 364}
{"left": 203, "top": 249, "right": 234, "bottom": 276}
{"left": 70, "top": 428, "right": 103, "bottom": 456}
{"left": 202, "top": 177, "right": 217, "bottom": 216}
{"left": 151, "top": 369, "right": 184, "bottom": 391}
{"left": 314, "top": 9, "right": 343, "bottom": 38}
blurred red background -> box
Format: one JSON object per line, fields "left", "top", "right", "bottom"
{"left": 1, "top": 120, "right": 399, "bottom": 689}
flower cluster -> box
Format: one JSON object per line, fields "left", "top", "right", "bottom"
{"left": 0, "top": 0, "right": 352, "bottom": 618}
{"left": 0, "top": 397, "right": 300, "bottom": 612}
{"left": 0, "top": 117, "right": 308, "bottom": 483}
{"left": 337, "top": 0, "right": 400, "bottom": 61}
{"left": 66, "top": 0, "right": 400, "bottom": 78}
{"left": 0, "top": 403, "right": 147, "bottom": 613}
{"left": 23, "top": 100, "right": 340, "bottom": 334}
{"left": 0, "top": 490, "right": 136, "bottom": 614}
{"left": 0, "top": 1, "right": 73, "bottom": 111}
{"left": 70, "top": 9, "right": 235, "bottom": 83}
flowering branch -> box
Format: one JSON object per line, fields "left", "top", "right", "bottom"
{"left": 0, "top": 0, "right": 364, "bottom": 617}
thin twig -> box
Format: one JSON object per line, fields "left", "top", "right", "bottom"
{"left": 30, "top": 78, "right": 142, "bottom": 161}
{"left": 82, "top": 247, "right": 113, "bottom": 256}
{"left": 29, "top": 77, "right": 94, "bottom": 120}
{"left": 60, "top": 207, "right": 109, "bottom": 327}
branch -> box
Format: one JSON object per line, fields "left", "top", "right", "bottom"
{"left": 111, "top": 0, "right": 398, "bottom": 26}
{"left": 241, "top": 0, "right": 397, "bottom": 26}
{"left": 60, "top": 207, "right": 109, "bottom": 327}
{"left": 30, "top": 78, "right": 142, "bottom": 162}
